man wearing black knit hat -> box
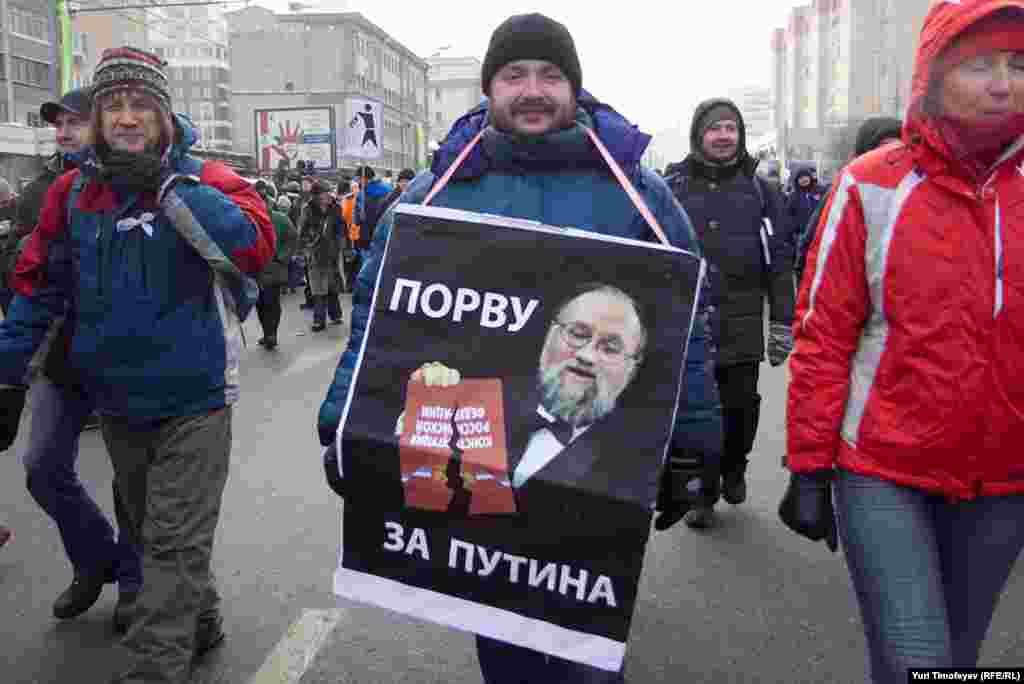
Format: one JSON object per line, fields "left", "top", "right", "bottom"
{"left": 318, "top": 12, "right": 722, "bottom": 684}
{"left": 664, "top": 98, "right": 796, "bottom": 529}
{"left": 479, "top": 12, "right": 583, "bottom": 138}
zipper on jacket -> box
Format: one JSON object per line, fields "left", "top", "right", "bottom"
{"left": 96, "top": 221, "right": 105, "bottom": 302}
{"left": 138, "top": 230, "right": 149, "bottom": 297}
{"left": 994, "top": 199, "right": 1003, "bottom": 319}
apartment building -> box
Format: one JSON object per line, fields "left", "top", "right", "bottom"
{"left": 426, "top": 56, "right": 481, "bottom": 144}
{"left": 771, "top": 0, "right": 931, "bottom": 176}
{"left": 227, "top": 6, "right": 429, "bottom": 173}
{"left": 146, "top": 3, "right": 232, "bottom": 150}
{"left": 0, "top": 1, "right": 58, "bottom": 126}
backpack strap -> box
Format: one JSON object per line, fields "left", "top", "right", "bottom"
{"left": 25, "top": 172, "right": 86, "bottom": 383}
{"left": 753, "top": 176, "right": 774, "bottom": 269}
{"left": 159, "top": 163, "right": 259, "bottom": 341}
{"left": 65, "top": 172, "right": 87, "bottom": 214}
{"left": 751, "top": 174, "right": 767, "bottom": 217}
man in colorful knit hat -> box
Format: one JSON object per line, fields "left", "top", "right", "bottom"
{"left": 0, "top": 46, "right": 274, "bottom": 683}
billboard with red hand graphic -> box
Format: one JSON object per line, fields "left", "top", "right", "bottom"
{"left": 255, "top": 107, "right": 335, "bottom": 172}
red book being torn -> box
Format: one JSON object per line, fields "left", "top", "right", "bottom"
{"left": 398, "top": 377, "right": 516, "bottom": 515}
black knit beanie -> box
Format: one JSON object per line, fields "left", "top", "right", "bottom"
{"left": 854, "top": 117, "right": 903, "bottom": 157}
{"left": 481, "top": 13, "right": 582, "bottom": 96}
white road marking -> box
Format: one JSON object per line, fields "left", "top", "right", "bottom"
{"left": 283, "top": 346, "right": 346, "bottom": 376}
{"left": 248, "top": 609, "right": 343, "bottom": 684}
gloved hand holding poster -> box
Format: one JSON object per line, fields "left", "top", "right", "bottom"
{"left": 333, "top": 205, "right": 704, "bottom": 672}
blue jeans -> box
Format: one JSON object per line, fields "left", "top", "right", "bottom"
{"left": 834, "top": 470, "right": 1024, "bottom": 684}
{"left": 476, "top": 636, "right": 625, "bottom": 684}
{"left": 22, "top": 377, "right": 141, "bottom": 590}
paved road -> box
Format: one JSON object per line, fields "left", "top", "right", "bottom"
{"left": 1, "top": 293, "right": 1021, "bottom": 683}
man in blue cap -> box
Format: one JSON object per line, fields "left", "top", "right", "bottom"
{"left": 4, "top": 87, "right": 143, "bottom": 630}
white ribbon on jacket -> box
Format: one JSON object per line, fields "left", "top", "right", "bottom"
{"left": 116, "top": 212, "right": 156, "bottom": 237}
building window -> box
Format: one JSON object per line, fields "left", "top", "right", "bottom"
{"left": 11, "top": 57, "right": 49, "bottom": 88}
{"left": 11, "top": 7, "right": 49, "bottom": 42}
{"left": 27, "top": 111, "right": 45, "bottom": 128}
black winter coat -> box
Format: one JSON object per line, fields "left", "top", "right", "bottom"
{"left": 666, "top": 99, "right": 795, "bottom": 366}
{"left": 4, "top": 156, "right": 61, "bottom": 286}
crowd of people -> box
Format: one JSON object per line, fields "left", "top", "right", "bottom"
{"left": 2, "top": 1, "right": 1024, "bottom": 682}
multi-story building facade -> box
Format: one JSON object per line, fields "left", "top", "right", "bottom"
{"left": 771, "top": 0, "right": 931, "bottom": 178}
{"left": 227, "top": 7, "right": 429, "bottom": 174}
{"left": 1, "top": 1, "right": 58, "bottom": 126}
{"left": 72, "top": 1, "right": 149, "bottom": 90}
{"left": 426, "top": 56, "right": 481, "bottom": 145}
{"left": 146, "top": 4, "right": 232, "bottom": 150}
{"left": 728, "top": 85, "right": 775, "bottom": 143}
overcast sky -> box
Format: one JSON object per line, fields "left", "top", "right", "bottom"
{"left": 248, "top": 0, "right": 800, "bottom": 133}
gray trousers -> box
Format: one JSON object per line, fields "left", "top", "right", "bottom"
{"left": 102, "top": 407, "right": 232, "bottom": 684}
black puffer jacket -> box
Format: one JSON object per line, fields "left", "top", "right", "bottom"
{"left": 3, "top": 155, "right": 63, "bottom": 286}
{"left": 666, "top": 98, "right": 795, "bottom": 367}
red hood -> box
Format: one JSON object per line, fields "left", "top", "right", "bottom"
{"left": 906, "top": 0, "right": 1024, "bottom": 179}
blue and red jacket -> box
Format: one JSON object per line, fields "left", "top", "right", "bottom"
{"left": 0, "top": 114, "right": 274, "bottom": 421}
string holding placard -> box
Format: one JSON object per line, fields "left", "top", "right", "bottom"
{"left": 422, "top": 125, "right": 671, "bottom": 248}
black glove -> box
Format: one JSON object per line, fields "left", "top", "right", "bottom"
{"left": 654, "top": 448, "right": 705, "bottom": 531}
{"left": 654, "top": 505, "right": 688, "bottom": 531}
{"left": 767, "top": 321, "right": 794, "bottom": 367}
{"left": 323, "top": 443, "right": 346, "bottom": 499}
{"left": 0, "top": 386, "right": 27, "bottom": 451}
{"left": 778, "top": 470, "right": 838, "bottom": 552}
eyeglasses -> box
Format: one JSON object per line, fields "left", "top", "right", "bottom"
{"left": 553, "top": 320, "right": 643, "bottom": 365}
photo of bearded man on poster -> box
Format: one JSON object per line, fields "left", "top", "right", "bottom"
{"left": 400, "top": 282, "right": 653, "bottom": 515}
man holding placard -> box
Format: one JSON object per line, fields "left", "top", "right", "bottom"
{"left": 318, "top": 13, "right": 722, "bottom": 683}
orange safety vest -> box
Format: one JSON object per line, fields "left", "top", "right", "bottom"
{"left": 340, "top": 194, "right": 359, "bottom": 243}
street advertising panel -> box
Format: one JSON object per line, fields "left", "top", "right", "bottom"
{"left": 341, "top": 97, "right": 383, "bottom": 160}
{"left": 332, "top": 205, "right": 705, "bottom": 672}
{"left": 255, "top": 107, "right": 335, "bottom": 172}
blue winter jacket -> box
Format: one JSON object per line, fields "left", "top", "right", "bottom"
{"left": 0, "top": 114, "right": 273, "bottom": 421}
{"left": 317, "top": 96, "right": 722, "bottom": 462}
{"left": 785, "top": 168, "right": 824, "bottom": 249}
{"left": 354, "top": 178, "right": 393, "bottom": 250}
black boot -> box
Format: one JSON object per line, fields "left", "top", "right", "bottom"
{"left": 683, "top": 505, "right": 716, "bottom": 529}
{"left": 112, "top": 587, "right": 139, "bottom": 634}
{"left": 722, "top": 471, "right": 747, "bottom": 505}
{"left": 53, "top": 565, "right": 112, "bottom": 619}
{"left": 194, "top": 612, "right": 225, "bottom": 658}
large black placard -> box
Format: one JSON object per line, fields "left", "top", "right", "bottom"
{"left": 333, "top": 205, "right": 704, "bottom": 671}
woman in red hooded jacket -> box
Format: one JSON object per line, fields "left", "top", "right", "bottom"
{"left": 781, "top": 1, "right": 1024, "bottom": 681}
